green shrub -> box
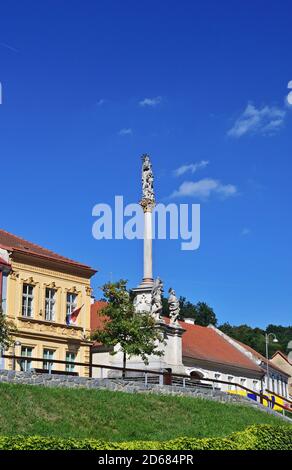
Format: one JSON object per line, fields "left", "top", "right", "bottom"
{"left": 0, "top": 425, "right": 290, "bottom": 450}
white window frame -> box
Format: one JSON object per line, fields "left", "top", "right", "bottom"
{"left": 22, "top": 284, "right": 34, "bottom": 317}
{"left": 2, "top": 273, "right": 8, "bottom": 314}
{"left": 253, "top": 380, "right": 259, "bottom": 391}
{"left": 45, "top": 288, "right": 56, "bottom": 321}
{"left": 43, "top": 349, "right": 55, "bottom": 373}
{"left": 66, "top": 293, "right": 77, "bottom": 316}
{"left": 240, "top": 378, "right": 246, "bottom": 387}
{"left": 65, "top": 351, "right": 76, "bottom": 373}
{"left": 227, "top": 376, "right": 234, "bottom": 391}
{"left": 20, "top": 346, "right": 33, "bottom": 372}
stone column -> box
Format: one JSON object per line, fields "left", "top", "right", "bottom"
{"left": 142, "top": 204, "right": 154, "bottom": 286}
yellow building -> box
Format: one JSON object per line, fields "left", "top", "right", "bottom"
{"left": 0, "top": 229, "right": 96, "bottom": 377}
{"left": 271, "top": 351, "right": 292, "bottom": 399}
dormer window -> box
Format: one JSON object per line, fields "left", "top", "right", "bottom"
{"left": 22, "top": 284, "right": 34, "bottom": 317}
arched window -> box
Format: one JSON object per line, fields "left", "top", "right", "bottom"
{"left": 190, "top": 370, "right": 204, "bottom": 382}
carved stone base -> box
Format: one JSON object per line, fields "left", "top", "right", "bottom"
{"left": 108, "top": 320, "right": 186, "bottom": 376}
{"left": 132, "top": 284, "right": 153, "bottom": 313}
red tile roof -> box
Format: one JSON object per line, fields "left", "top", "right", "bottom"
{"left": 179, "top": 321, "right": 263, "bottom": 374}
{"left": 90, "top": 308, "right": 263, "bottom": 374}
{"left": 90, "top": 300, "right": 108, "bottom": 331}
{"left": 0, "top": 229, "right": 96, "bottom": 275}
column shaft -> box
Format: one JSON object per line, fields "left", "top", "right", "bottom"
{"left": 143, "top": 209, "right": 153, "bottom": 283}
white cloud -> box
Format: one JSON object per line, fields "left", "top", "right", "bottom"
{"left": 139, "top": 96, "right": 162, "bottom": 107}
{"left": 228, "top": 103, "right": 286, "bottom": 137}
{"left": 241, "top": 228, "right": 251, "bottom": 236}
{"left": 173, "top": 160, "right": 209, "bottom": 177}
{"left": 170, "top": 178, "right": 237, "bottom": 200}
{"left": 287, "top": 81, "right": 292, "bottom": 106}
{"left": 118, "top": 128, "right": 133, "bottom": 136}
{"left": 96, "top": 99, "right": 105, "bottom": 106}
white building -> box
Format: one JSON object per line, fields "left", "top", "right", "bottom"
{"left": 90, "top": 302, "right": 290, "bottom": 400}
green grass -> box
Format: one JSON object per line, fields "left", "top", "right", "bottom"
{"left": 0, "top": 382, "right": 290, "bottom": 441}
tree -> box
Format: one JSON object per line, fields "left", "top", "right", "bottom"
{"left": 179, "top": 298, "right": 218, "bottom": 327}
{"left": 218, "top": 323, "right": 290, "bottom": 357}
{"left": 91, "top": 280, "right": 165, "bottom": 377}
{"left": 179, "top": 297, "right": 197, "bottom": 320}
{"left": 195, "top": 302, "right": 217, "bottom": 326}
{"left": 0, "top": 304, "right": 15, "bottom": 350}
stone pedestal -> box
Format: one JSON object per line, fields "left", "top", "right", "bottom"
{"left": 132, "top": 284, "right": 152, "bottom": 313}
{"left": 108, "top": 319, "right": 186, "bottom": 376}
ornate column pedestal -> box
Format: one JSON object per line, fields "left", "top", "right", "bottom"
{"left": 108, "top": 321, "right": 186, "bottom": 375}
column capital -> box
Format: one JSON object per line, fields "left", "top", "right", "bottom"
{"left": 140, "top": 198, "right": 156, "bottom": 213}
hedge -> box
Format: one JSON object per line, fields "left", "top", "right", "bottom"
{"left": 0, "top": 425, "right": 291, "bottom": 450}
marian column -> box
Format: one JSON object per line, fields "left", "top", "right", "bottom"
{"left": 130, "top": 154, "right": 186, "bottom": 374}
{"left": 132, "top": 154, "right": 156, "bottom": 313}
{"left": 140, "top": 154, "right": 155, "bottom": 287}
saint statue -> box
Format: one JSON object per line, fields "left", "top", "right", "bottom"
{"left": 141, "top": 154, "right": 155, "bottom": 203}
{"left": 168, "top": 288, "right": 180, "bottom": 325}
{"left": 151, "top": 277, "right": 163, "bottom": 321}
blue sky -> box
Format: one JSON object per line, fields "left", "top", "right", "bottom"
{"left": 1, "top": 0, "right": 291, "bottom": 327}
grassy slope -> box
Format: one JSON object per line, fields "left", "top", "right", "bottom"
{"left": 0, "top": 382, "right": 290, "bottom": 441}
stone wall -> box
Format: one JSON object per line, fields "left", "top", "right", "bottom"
{"left": 0, "top": 369, "right": 290, "bottom": 422}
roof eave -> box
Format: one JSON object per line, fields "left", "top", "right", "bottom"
{"left": 12, "top": 249, "right": 97, "bottom": 278}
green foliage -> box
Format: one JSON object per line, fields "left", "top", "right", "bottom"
{"left": 178, "top": 297, "right": 218, "bottom": 326}
{"left": 91, "top": 280, "right": 165, "bottom": 368}
{"left": 266, "top": 324, "right": 292, "bottom": 355}
{"left": 219, "top": 323, "right": 292, "bottom": 357}
{"left": 0, "top": 304, "right": 16, "bottom": 350}
{"left": 0, "top": 425, "right": 290, "bottom": 450}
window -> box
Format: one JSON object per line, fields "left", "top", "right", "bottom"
{"left": 240, "top": 378, "right": 246, "bottom": 387}
{"left": 20, "top": 346, "right": 33, "bottom": 372}
{"left": 214, "top": 373, "right": 221, "bottom": 381}
{"left": 227, "top": 376, "right": 234, "bottom": 391}
{"left": 253, "top": 380, "right": 258, "bottom": 391}
{"left": 22, "top": 284, "right": 34, "bottom": 317}
{"left": 43, "top": 349, "right": 54, "bottom": 373}
{"left": 66, "top": 352, "right": 76, "bottom": 373}
{"left": 45, "top": 288, "right": 56, "bottom": 321}
{"left": 2, "top": 273, "right": 8, "bottom": 314}
{"left": 66, "top": 293, "right": 77, "bottom": 316}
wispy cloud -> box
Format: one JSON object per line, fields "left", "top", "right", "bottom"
{"left": 228, "top": 103, "right": 286, "bottom": 138}
{"left": 0, "top": 42, "right": 18, "bottom": 53}
{"left": 118, "top": 128, "right": 133, "bottom": 136}
{"left": 170, "top": 178, "right": 237, "bottom": 200}
{"left": 139, "top": 96, "right": 162, "bottom": 107}
{"left": 173, "top": 160, "right": 209, "bottom": 177}
{"left": 96, "top": 99, "right": 105, "bottom": 106}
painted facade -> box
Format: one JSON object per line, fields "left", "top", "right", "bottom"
{"left": 271, "top": 351, "right": 292, "bottom": 398}
{"left": 0, "top": 230, "right": 96, "bottom": 377}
